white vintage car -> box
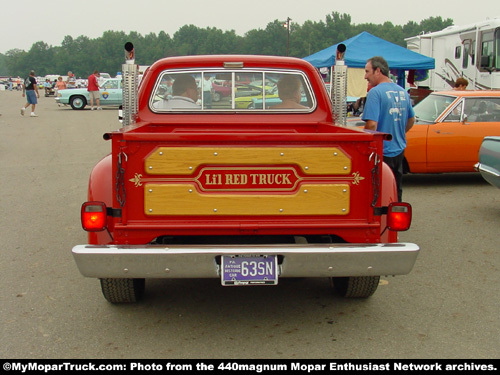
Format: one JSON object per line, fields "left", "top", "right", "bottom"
{"left": 55, "top": 78, "right": 122, "bottom": 110}
{"left": 476, "top": 136, "right": 500, "bottom": 189}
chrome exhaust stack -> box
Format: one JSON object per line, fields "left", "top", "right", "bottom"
{"left": 331, "top": 43, "right": 348, "bottom": 126}
{"left": 122, "top": 42, "right": 138, "bottom": 126}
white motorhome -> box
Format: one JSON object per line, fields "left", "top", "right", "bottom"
{"left": 406, "top": 19, "right": 500, "bottom": 90}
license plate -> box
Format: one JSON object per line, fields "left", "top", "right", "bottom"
{"left": 221, "top": 255, "right": 278, "bottom": 286}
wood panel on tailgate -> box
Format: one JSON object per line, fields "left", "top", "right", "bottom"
{"left": 139, "top": 147, "right": 358, "bottom": 216}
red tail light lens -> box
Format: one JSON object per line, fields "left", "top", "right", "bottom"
{"left": 387, "top": 202, "right": 412, "bottom": 231}
{"left": 81, "top": 202, "right": 107, "bottom": 232}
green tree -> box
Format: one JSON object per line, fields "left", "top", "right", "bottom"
{"left": 174, "top": 25, "right": 203, "bottom": 55}
{"left": 242, "top": 20, "right": 291, "bottom": 56}
{"left": 0, "top": 53, "right": 8, "bottom": 76}
{"left": 419, "top": 16, "right": 453, "bottom": 34}
{"left": 22, "top": 42, "right": 54, "bottom": 76}
{"left": 138, "top": 32, "right": 160, "bottom": 63}
{"left": 1, "top": 14, "right": 458, "bottom": 75}
{"left": 94, "top": 31, "right": 128, "bottom": 76}
{"left": 156, "top": 30, "right": 176, "bottom": 58}
{"left": 4, "top": 48, "right": 28, "bottom": 77}
{"left": 325, "top": 12, "right": 353, "bottom": 45}
{"left": 402, "top": 21, "right": 422, "bottom": 40}
{"left": 291, "top": 20, "right": 328, "bottom": 57}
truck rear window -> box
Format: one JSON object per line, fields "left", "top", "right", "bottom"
{"left": 149, "top": 69, "right": 315, "bottom": 112}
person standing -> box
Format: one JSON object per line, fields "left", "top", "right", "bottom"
{"left": 55, "top": 76, "right": 67, "bottom": 91}
{"left": 87, "top": 70, "right": 101, "bottom": 110}
{"left": 362, "top": 56, "right": 415, "bottom": 202}
{"left": 453, "top": 77, "right": 468, "bottom": 90}
{"left": 20, "top": 70, "right": 40, "bottom": 117}
{"left": 43, "top": 79, "right": 52, "bottom": 96}
{"left": 66, "top": 71, "right": 77, "bottom": 88}
{"left": 270, "top": 75, "right": 308, "bottom": 109}
{"left": 201, "top": 75, "right": 213, "bottom": 108}
{"left": 154, "top": 74, "right": 200, "bottom": 110}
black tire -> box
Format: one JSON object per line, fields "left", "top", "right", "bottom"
{"left": 100, "top": 278, "right": 145, "bottom": 303}
{"left": 70, "top": 95, "right": 87, "bottom": 110}
{"left": 331, "top": 276, "right": 380, "bottom": 298}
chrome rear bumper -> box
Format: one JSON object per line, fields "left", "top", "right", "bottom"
{"left": 72, "top": 243, "right": 419, "bottom": 279}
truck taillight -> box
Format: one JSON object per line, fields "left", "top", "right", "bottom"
{"left": 81, "top": 202, "right": 107, "bottom": 232}
{"left": 387, "top": 202, "right": 412, "bottom": 231}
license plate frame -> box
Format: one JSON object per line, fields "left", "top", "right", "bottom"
{"left": 221, "top": 255, "right": 278, "bottom": 286}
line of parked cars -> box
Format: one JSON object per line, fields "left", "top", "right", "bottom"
{"left": 52, "top": 70, "right": 500, "bottom": 190}
{"left": 55, "top": 78, "right": 122, "bottom": 110}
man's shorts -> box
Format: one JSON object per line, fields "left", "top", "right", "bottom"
{"left": 26, "top": 90, "right": 37, "bottom": 105}
{"left": 89, "top": 91, "right": 100, "bottom": 101}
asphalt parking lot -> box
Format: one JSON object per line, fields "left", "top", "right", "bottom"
{"left": 0, "top": 90, "right": 499, "bottom": 359}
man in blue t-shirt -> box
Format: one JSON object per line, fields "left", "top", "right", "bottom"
{"left": 362, "top": 56, "right": 415, "bottom": 201}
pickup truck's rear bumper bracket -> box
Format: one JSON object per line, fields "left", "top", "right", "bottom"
{"left": 72, "top": 243, "right": 419, "bottom": 278}
{"left": 373, "top": 206, "right": 388, "bottom": 215}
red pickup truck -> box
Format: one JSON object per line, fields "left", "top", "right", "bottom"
{"left": 72, "top": 54, "right": 419, "bottom": 303}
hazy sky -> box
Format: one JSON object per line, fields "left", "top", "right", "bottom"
{"left": 2, "top": 0, "right": 498, "bottom": 54}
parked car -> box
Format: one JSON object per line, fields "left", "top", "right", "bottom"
{"left": 98, "top": 73, "right": 111, "bottom": 85}
{"left": 212, "top": 81, "right": 231, "bottom": 102}
{"left": 55, "top": 78, "right": 122, "bottom": 110}
{"left": 0, "top": 79, "right": 9, "bottom": 90}
{"left": 234, "top": 83, "right": 279, "bottom": 109}
{"left": 475, "top": 136, "right": 500, "bottom": 188}
{"left": 249, "top": 92, "right": 310, "bottom": 109}
{"left": 404, "top": 90, "right": 500, "bottom": 173}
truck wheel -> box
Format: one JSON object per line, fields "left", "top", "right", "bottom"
{"left": 213, "top": 92, "right": 221, "bottom": 102}
{"left": 331, "top": 276, "right": 380, "bottom": 298}
{"left": 70, "top": 95, "right": 87, "bottom": 110}
{"left": 99, "top": 278, "right": 145, "bottom": 303}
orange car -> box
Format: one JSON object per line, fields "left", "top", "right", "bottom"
{"left": 405, "top": 90, "right": 500, "bottom": 173}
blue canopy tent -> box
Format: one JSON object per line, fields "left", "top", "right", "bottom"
{"left": 304, "top": 31, "right": 435, "bottom": 88}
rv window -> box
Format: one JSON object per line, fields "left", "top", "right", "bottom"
{"left": 455, "top": 46, "right": 461, "bottom": 59}
{"left": 495, "top": 29, "right": 500, "bottom": 70}
{"left": 462, "top": 40, "right": 470, "bottom": 69}
{"left": 481, "top": 31, "right": 494, "bottom": 70}
{"left": 471, "top": 41, "right": 476, "bottom": 65}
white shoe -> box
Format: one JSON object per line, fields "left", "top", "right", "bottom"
{"left": 20, "top": 108, "right": 25, "bottom": 116}
{"left": 30, "top": 113, "right": 38, "bottom": 117}
{"left": 97, "top": 107, "right": 102, "bottom": 110}
{"left": 91, "top": 107, "right": 95, "bottom": 111}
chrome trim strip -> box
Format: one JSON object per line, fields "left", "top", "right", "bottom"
{"left": 475, "top": 163, "right": 500, "bottom": 177}
{"left": 72, "top": 243, "right": 419, "bottom": 279}
{"left": 148, "top": 68, "right": 317, "bottom": 113}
